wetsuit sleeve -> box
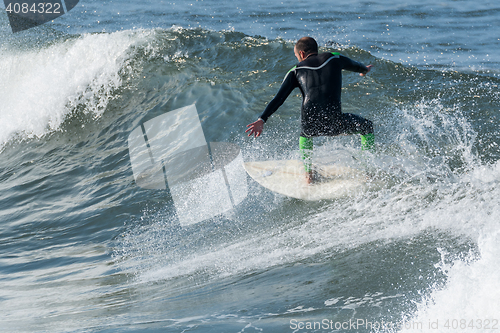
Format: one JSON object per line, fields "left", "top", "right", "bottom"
{"left": 340, "top": 55, "right": 369, "bottom": 74}
{"left": 259, "top": 70, "right": 298, "bottom": 122}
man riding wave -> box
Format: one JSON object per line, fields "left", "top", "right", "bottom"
{"left": 246, "top": 37, "right": 374, "bottom": 184}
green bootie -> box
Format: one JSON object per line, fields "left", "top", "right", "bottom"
{"left": 360, "top": 133, "right": 375, "bottom": 151}
{"left": 299, "top": 136, "right": 313, "bottom": 172}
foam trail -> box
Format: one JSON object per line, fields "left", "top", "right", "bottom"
{"left": 399, "top": 233, "right": 500, "bottom": 333}
{"left": 399, "top": 162, "right": 500, "bottom": 333}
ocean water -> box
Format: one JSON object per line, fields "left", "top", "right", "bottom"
{"left": 1, "top": 0, "right": 499, "bottom": 332}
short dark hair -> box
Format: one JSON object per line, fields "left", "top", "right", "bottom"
{"left": 295, "top": 37, "right": 318, "bottom": 54}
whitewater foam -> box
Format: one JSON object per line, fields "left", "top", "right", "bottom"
{"left": 0, "top": 30, "right": 153, "bottom": 149}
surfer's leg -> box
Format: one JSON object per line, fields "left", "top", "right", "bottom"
{"left": 299, "top": 136, "right": 313, "bottom": 172}
{"left": 299, "top": 135, "right": 315, "bottom": 183}
{"left": 341, "top": 113, "right": 375, "bottom": 151}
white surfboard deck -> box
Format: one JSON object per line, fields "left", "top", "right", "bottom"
{"left": 244, "top": 159, "right": 372, "bottom": 201}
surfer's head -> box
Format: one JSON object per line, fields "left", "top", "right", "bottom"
{"left": 294, "top": 37, "right": 318, "bottom": 62}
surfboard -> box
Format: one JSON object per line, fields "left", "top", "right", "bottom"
{"left": 243, "top": 159, "right": 373, "bottom": 201}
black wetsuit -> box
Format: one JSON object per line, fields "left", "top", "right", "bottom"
{"left": 259, "top": 52, "right": 373, "bottom": 137}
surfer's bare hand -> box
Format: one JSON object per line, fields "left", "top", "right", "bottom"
{"left": 245, "top": 119, "right": 264, "bottom": 138}
{"left": 360, "top": 64, "right": 373, "bottom": 76}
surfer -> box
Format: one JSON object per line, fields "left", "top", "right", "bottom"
{"left": 246, "top": 37, "right": 374, "bottom": 184}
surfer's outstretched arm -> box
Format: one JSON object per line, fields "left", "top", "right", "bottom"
{"left": 246, "top": 67, "right": 297, "bottom": 138}
{"left": 245, "top": 118, "right": 264, "bottom": 137}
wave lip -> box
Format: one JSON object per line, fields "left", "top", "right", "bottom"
{"left": 0, "top": 29, "right": 153, "bottom": 149}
